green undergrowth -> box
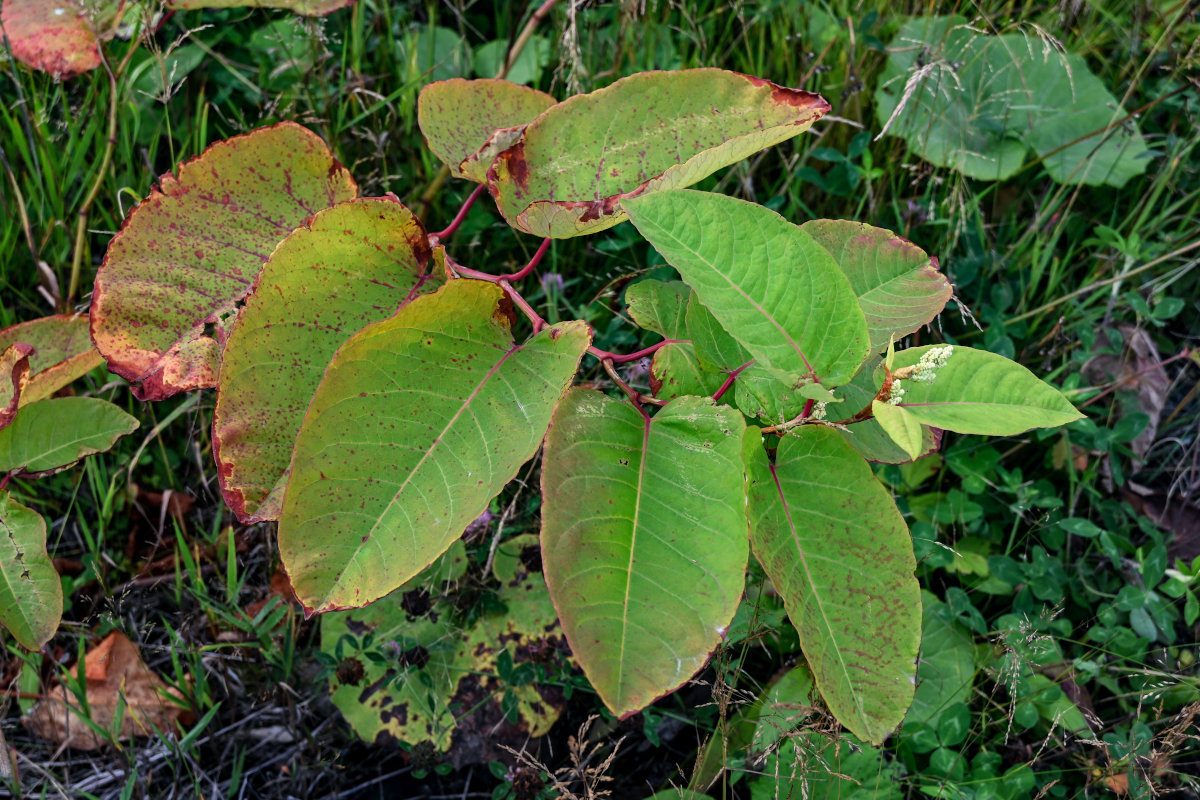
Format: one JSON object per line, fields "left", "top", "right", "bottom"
{"left": 1, "top": 1, "right": 1197, "bottom": 798}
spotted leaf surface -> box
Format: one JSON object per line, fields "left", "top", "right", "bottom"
{"left": 279, "top": 280, "right": 589, "bottom": 612}
{"left": 541, "top": 390, "right": 748, "bottom": 718}
{"left": 801, "top": 220, "right": 951, "bottom": 352}
{"left": 0, "top": 315, "right": 102, "bottom": 410}
{"left": 91, "top": 122, "right": 357, "bottom": 400}
{"left": 418, "top": 79, "right": 557, "bottom": 182}
{"left": 744, "top": 426, "right": 920, "bottom": 745}
{"left": 215, "top": 198, "right": 437, "bottom": 523}
{"left": 1, "top": 0, "right": 101, "bottom": 78}
{"left": 0, "top": 398, "right": 138, "bottom": 476}
{"left": 0, "top": 490, "right": 62, "bottom": 650}
{"left": 165, "top": 0, "right": 355, "bottom": 15}
{"left": 488, "top": 69, "right": 829, "bottom": 238}
{"left": 625, "top": 190, "right": 870, "bottom": 387}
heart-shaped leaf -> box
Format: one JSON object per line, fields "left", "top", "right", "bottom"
{"left": 91, "top": 122, "right": 357, "bottom": 400}
{"left": 0, "top": 398, "right": 139, "bottom": 476}
{"left": 489, "top": 69, "right": 830, "bottom": 238}
{"left": 881, "top": 345, "right": 1083, "bottom": 434}
{"left": 0, "top": 315, "right": 103, "bottom": 410}
{"left": 625, "top": 190, "right": 870, "bottom": 386}
{"left": 744, "top": 426, "right": 920, "bottom": 745}
{"left": 1, "top": 0, "right": 101, "bottom": 78}
{"left": 541, "top": 390, "right": 748, "bottom": 718}
{"left": 419, "top": 79, "right": 557, "bottom": 182}
{"left": 0, "top": 490, "right": 62, "bottom": 650}
{"left": 279, "top": 279, "right": 589, "bottom": 612}
{"left": 801, "top": 220, "right": 952, "bottom": 351}
{"left": 215, "top": 198, "right": 438, "bottom": 522}
{"left": 165, "top": 0, "right": 356, "bottom": 15}
{"left": 875, "top": 16, "right": 1149, "bottom": 187}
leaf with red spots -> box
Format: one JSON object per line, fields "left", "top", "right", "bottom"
{"left": 0, "top": 315, "right": 103, "bottom": 414}
{"left": 541, "top": 390, "right": 748, "bottom": 718}
{"left": 418, "top": 79, "right": 557, "bottom": 183}
{"left": 0, "top": 490, "right": 62, "bottom": 650}
{"left": 91, "top": 122, "right": 357, "bottom": 400}
{"left": 800, "top": 220, "right": 952, "bottom": 352}
{"left": 743, "top": 426, "right": 920, "bottom": 745}
{"left": 1, "top": 0, "right": 102, "bottom": 78}
{"left": 214, "top": 198, "right": 439, "bottom": 523}
{"left": 279, "top": 279, "right": 590, "bottom": 613}
{"left": 164, "top": 0, "right": 356, "bottom": 15}
{"left": 488, "top": 69, "right": 830, "bottom": 238}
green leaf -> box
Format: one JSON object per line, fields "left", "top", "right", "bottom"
{"left": 842, "top": 418, "right": 941, "bottom": 465}
{"left": 875, "top": 16, "right": 1149, "bottom": 187}
{"left": 800, "top": 220, "right": 952, "bottom": 351}
{"left": 214, "top": 198, "right": 438, "bottom": 523}
{"left": 418, "top": 79, "right": 557, "bottom": 182}
{"left": 873, "top": 400, "right": 926, "bottom": 462}
{"left": 0, "top": 398, "right": 139, "bottom": 476}
{"left": 750, "top": 731, "right": 904, "bottom": 800}
{"left": 541, "top": 390, "right": 748, "bottom": 718}
{"left": 744, "top": 426, "right": 920, "bottom": 744}
{"left": 649, "top": 344, "right": 723, "bottom": 401}
{"left": 625, "top": 190, "right": 870, "bottom": 386}
{"left": 882, "top": 345, "right": 1084, "bottom": 435}
{"left": 489, "top": 69, "right": 830, "bottom": 238}
{"left": 0, "top": 315, "right": 102, "bottom": 409}
{"left": 165, "top": 0, "right": 354, "bottom": 15}
{"left": 686, "top": 293, "right": 750, "bottom": 373}
{"left": 625, "top": 280, "right": 691, "bottom": 340}
{"left": 903, "top": 593, "right": 976, "bottom": 729}
{"left": 279, "top": 280, "right": 589, "bottom": 613}
{"left": 91, "top": 122, "right": 358, "bottom": 400}
{"left": 322, "top": 535, "right": 567, "bottom": 751}
{"left": 0, "top": 491, "right": 62, "bottom": 650}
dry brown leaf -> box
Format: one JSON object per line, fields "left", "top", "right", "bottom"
{"left": 24, "top": 632, "right": 187, "bottom": 750}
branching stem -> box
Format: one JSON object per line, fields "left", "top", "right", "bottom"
{"left": 429, "top": 184, "right": 486, "bottom": 242}
{"left": 588, "top": 339, "right": 684, "bottom": 364}
{"left": 711, "top": 359, "right": 755, "bottom": 402}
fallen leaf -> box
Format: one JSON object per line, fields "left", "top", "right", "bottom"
{"left": 24, "top": 632, "right": 188, "bottom": 750}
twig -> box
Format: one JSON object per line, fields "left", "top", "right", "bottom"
{"left": 712, "top": 360, "right": 755, "bottom": 402}
{"left": 430, "top": 184, "right": 486, "bottom": 241}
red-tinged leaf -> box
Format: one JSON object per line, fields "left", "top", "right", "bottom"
{"left": 800, "top": 220, "right": 952, "bottom": 352}
{"left": 0, "top": 344, "right": 34, "bottom": 431}
{"left": 164, "top": 0, "right": 356, "bottom": 15}
{"left": 215, "top": 198, "right": 437, "bottom": 523}
{"left": 91, "top": 122, "right": 358, "bottom": 400}
{"left": 0, "top": 315, "right": 103, "bottom": 409}
{"left": 418, "top": 79, "right": 557, "bottom": 182}
{"left": 488, "top": 69, "right": 830, "bottom": 238}
{"left": 1, "top": 0, "right": 101, "bottom": 78}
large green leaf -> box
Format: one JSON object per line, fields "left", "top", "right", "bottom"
{"left": 881, "top": 345, "right": 1083, "bottom": 435}
{"left": 648, "top": 344, "right": 723, "bottom": 401}
{"left": 800, "top": 220, "right": 952, "bottom": 351}
{"left": 750, "top": 731, "right": 905, "bottom": 800}
{"left": 625, "top": 190, "right": 870, "bottom": 386}
{"left": 541, "top": 390, "right": 748, "bottom": 718}
{"left": 0, "top": 315, "right": 102, "bottom": 410}
{"left": 214, "top": 198, "right": 437, "bottom": 523}
{"left": 744, "top": 426, "right": 920, "bottom": 744}
{"left": 418, "top": 79, "right": 557, "bottom": 182}
{"left": 165, "top": 0, "right": 355, "bottom": 15}
{"left": 279, "top": 280, "right": 589, "bottom": 613}
{"left": 91, "top": 122, "right": 357, "bottom": 400}
{"left": 0, "top": 491, "right": 62, "bottom": 650}
{"left": 488, "top": 69, "right": 830, "bottom": 238}
{"left": 0, "top": 398, "right": 139, "bottom": 476}
{"left": 904, "top": 592, "right": 976, "bottom": 730}
{"left": 875, "top": 16, "right": 1149, "bottom": 187}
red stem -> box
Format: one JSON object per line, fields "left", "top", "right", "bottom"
{"left": 0, "top": 473, "right": 9, "bottom": 492}
{"left": 602, "top": 359, "right": 652, "bottom": 422}
{"left": 430, "top": 184, "right": 486, "bottom": 241}
{"left": 589, "top": 339, "right": 685, "bottom": 364}
{"left": 500, "top": 280, "right": 546, "bottom": 333}
{"left": 453, "top": 238, "right": 551, "bottom": 283}
{"left": 711, "top": 359, "right": 755, "bottom": 402}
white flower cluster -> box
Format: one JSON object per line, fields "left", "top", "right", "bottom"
{"left": 911, "top": 345, "right": 954, "bottom": 383}
{"left": 886, "top": 379, "right": 905, "bottom": 405}
{"left": 810, "top": 401, "right": 828, "bottom": 420}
